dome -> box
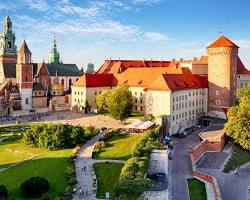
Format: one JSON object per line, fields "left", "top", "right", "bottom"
{"left": 51, "top": 83, "right": 64, "bottom": 92}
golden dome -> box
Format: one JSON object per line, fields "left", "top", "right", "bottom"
{"left": 51, "top": 83, "right": 64, "bottom": 92}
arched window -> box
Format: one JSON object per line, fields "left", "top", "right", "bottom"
{"left": 61, "top": 79, "right": 64, "bottom": 86}
{"left": 25, "top": 98, "right": 29, "bottom": 104}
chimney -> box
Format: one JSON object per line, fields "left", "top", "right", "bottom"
{"left": 180, "top": 58, "right": 183, "bottom": 61}
{"left": 172, "top": 58, "right": 176, "bottom": 62}
{"left": 193, "top": 57, "right": 197, "bottom": 61}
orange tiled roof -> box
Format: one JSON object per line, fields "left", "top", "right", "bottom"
{"left": 97, "top": 60, "right": 171, "bottom": 74}
{"left": 207, "top": 36, "right": 239, "bottom": 48}
{"left": 73, "top": 74, "right": 113, "bottom": 87}
{"left": 146, "top": 68, "right": 208, "bottom": 91}
{"left": 198, "top": 56, "right": 208, "bottom": 64}
{"left": 237, "top": 56, "right": 250, "bottom": 74}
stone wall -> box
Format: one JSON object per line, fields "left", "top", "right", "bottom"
{"left": 189, "top": 139, "right": 226, "bottom": 200}
{"left": 32, "top": 96, "right": 47, "bottom": 108}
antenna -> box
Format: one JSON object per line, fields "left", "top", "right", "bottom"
{"left": 7, "top": 8, "right": 9, "bottom": 16}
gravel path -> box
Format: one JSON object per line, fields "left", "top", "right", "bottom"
{"left": 73, "top": 134, "right": 102, "bottom": 200}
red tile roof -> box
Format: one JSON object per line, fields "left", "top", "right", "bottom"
{"left": 237, "top": 56, "right": 250, "bottom": 74}
{"left": 146, "top": 68, "right": 208, "bottom": 91}
{"left": 207, "top": 36, "right": 239, "bottom": 48}
{"left": 97, "top": 60, "right": 171, "bottom": 74}
{"left": 73, "top": 74, "right": 113, "bottom": 87}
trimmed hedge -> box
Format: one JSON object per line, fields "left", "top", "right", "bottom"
{"left": 21, "top": 176, "right": 49, "bottom": 197}
{"left": 0, "top": 185, "right": 8, "bottom": 200}
{"left": 23, "top": 124, "right": 99, "bottom": 150}
{"left": 114, "top": 127, "right": 160, "bottom": 199}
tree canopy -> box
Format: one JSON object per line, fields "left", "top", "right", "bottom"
{"left": 96, "top": 85, "right": 134, "bottom": 123}
{"left": 226, "top": 84, "right": 250, "bottom": 151}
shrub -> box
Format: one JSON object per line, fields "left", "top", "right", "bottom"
{"left": 21, "top": 177, "right": 49, "bottom": 197}
{"left": 87, "top": 126, "right": 95, "bottom": 133}
{"left": 65, "top": 164, "right": 75, "bottom": 176}
{"left": 64, "top": 185, "right": 73, "bottom": 193}
{"left": 100, "top": 130, "right": 114, "bottom": 141}
{"left": 41, "top": 193, "right": 52, "bottom": 200}
{"left": 0, "top": 185, "right": 8, "bottom": 200}
{"left": 114, "top": 178, "right": 151, "bottom": 198}
{"left": 67, "top": 177, "right": 77, "bottom": 185}
{"left": 147, "top": 114, "right": 155, "bottom": 121}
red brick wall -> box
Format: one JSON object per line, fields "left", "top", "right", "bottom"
{"left": 189, "top": 138, "right": 225, "bottom": 200}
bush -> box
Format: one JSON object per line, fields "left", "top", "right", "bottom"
{"left": 41, "top": 193, "right": 52, "bottom": 200}
{"left": 67, "top": 177, "right": 77, "bottom": 185}
{"left": 21, "top": 176, "right": 49, "bottom": 197}
{"left": 0, "top": 185, "right": 8, "bottom": 200}
{"left": 147, "top": 114, "right": 155, "bottom": 121}
{"left": 23, "top": 124, "right": 99, "bottom": 150}
{"left": 114, "top": 178, "right": 151, "bottom": 198}
{"left": 64, "top": 185, "right": 73, "bottom": 193}
{"left": 100, "top": 130, "right": 114, "bottom": 141}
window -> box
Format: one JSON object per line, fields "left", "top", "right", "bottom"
{"left": 216, "top": 91, "right": 220, "bottom": 95}
{"left": 99, "top": 91, "right": 101, "bottom": 94}
{"left": 176, "top": 97, "right": 178, "bottom": 102}
{"left": 193, "top": 101, "right": 194, "bottom": 106}
{"left": 185, "top": 112, "right": 187, "bottom": 117}
{"left": 182, "top": 96, "right": 184, "bottom": 100}
{"left": 173, "top": 98, "right": 175, "bottom": 103}
{"left": 135, "top": 92, "right": 137, "bottom": 95}
{"left": 182, "top": 103, "right": 184, "bottom": 108}
{"left": 216, "top": 100, "right": 221, "bottom": 105}
{"left": 135, "top": 99, "right": 137, "bottom": 103}
{"left": 140, "top": 99, "right": 143, "bottom": 103}
{"left": 140, "top": 106, "right": 143, "bottom": 111}
{"left": 182, "top": 113, "right": 184, "bottom": 117}
{"left": 95, "top": 91, "right": 97, "bottom": 95}
{"left": 189, "top": 93, "right": 191, "bottom": 96}
{"left": 25, "top": 98, "right": 28, "bottom": 104}
{"left": 173, "top": 105, "right": 175, "bottom": 111}
{"left": 173, "top": 116, "right": 175, "bottom": 121}
{"left": 8, "top": 42, "right": 11, "bottom": 48}
{"left": 189, "top": 102, "right": 191, "bottom": 106}
{"left": 179, "top": 96, "right": 181, "bottom": 101}
{"left": 140, "top": 92, "right": 142, "bottom": 96}
{"left": 78, "top": 92, "right": 80, "bottom": 95}
{"left": 185, "top": 95, "right": 187, "bottom": 100}
{"left": 75, "top": 91, "right": 77, "bottom": 95}
{"left": 81, "top": 92, "right": 83, "bottom": 95}
{"left": 185, "top": 102, "right": 187, "bottom": 108}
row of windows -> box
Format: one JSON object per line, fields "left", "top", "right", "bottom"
{"left": 173, "top": 91, "right": 205, "bottom": 103}
{"left": 133, "top": 92, "right": 143, "bottom": 96}
{"left": 134, "top": 106, "right": 143, "bottom": 111}
{"left": 135, "top": 98, "right": 143, "bottom": 104}
{"left": 172, "top": 108, "right": 204, "bottom": 121}
{"left": 240, "top": 82, "right": 249, "bottom": 88}
{"left": 173, "top": 99, "right": 205, "bottom": 111}
{"left": 75, "top": 99, "right": 83, "bottom": 103}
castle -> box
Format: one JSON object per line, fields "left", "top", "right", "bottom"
{"left": 0, "top": 16, "right": 83, "bottom": 115}
{"left": 71, "top": 36, "right": 250, "bottom": 135}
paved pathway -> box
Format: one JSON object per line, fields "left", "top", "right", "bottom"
{"left": 73, "top": 134, "right": 102, "bottom": 200}
{"left": 169, "top": 128, "right": 204, "bottom": 200}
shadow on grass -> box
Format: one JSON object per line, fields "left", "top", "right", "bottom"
{"left": 0, "top": 156, "right": 72, "bottom": 200}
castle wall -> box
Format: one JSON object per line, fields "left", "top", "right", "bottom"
{"left": 32, "top": 96, "right": 47, "bottom": 108}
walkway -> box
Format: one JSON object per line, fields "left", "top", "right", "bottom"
{"left": 73, "top": 133, "right": 102, "bottom": 200}
{"left": 169, "top": 128, "right": 204, "bottom": 200}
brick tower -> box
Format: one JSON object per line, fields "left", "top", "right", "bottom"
{"left": 207, "top": 36, "right": 238, "bottom": 119}
{"left": 16, "top": 40, "right": 33, "bottom": 110}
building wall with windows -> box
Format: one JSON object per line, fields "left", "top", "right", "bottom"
{"left": 169, "top": 88, "right": 208, "bottom": 134}
{"left": 237, "top": 74, "right": 250, "bottom": 89}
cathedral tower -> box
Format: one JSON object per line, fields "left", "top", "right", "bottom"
{"left": 16, "top": 40, "right": 33, "bottom": 110}
{"left": 48, "top": 35, "right": 62, "bottom": 64}
{"left": 207, "top": 36, "right": 238, "bottom": 119}
{"left": 0, "top": 16, "right": 17, "bottom": 63}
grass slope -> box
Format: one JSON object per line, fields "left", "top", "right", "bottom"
{"left": 224, "top": 145, "right": 250, "bottom": 173}
{"left": 0, "top": 137, "right": 71, "bottom": 199}
{"left": 188, "top": 178, "right": 207, "bottom": 200}
{"left": 95, "top": 133, "right": 141, "bottom": 160}
{"left": 94, "top": 162, "right": 124, "bottom": 199}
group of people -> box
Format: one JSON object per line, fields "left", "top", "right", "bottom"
{"left": 78, "top": 166, "right": 88, "bottom": 197}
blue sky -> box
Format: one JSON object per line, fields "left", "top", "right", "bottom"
{"left": 0, "top": 0, "right": 250, "bottom": 70}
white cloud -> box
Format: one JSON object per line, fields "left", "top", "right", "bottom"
{"left": 132, "top": 0, "right": 162, "bottom": 5}
{"left": 22, "top": 0, "right": 49, "bottom": 11}
{"left": 144, "top": 32, "right": 170, "bottom": 42}
{"left": 234, "top": 40, "right": 250, "bottom": 49}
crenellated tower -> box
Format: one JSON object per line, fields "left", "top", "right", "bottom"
{"left": 207, "top": 36, "right": 238, "bottom": 119}
{"left": 16, "top": 40, "right": 33, "bottom": 110}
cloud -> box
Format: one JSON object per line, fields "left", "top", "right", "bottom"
{"left": 132, "top": 0, "right": 162, "bottom": 5}
{"left": 234, "top": 40, "right": 250, "bottom": 49}
{"left": 144, "top": 32, "right": 170, "bottom": 42}
{"left": 22, "top": 0, "right": 49, "bottom": 11}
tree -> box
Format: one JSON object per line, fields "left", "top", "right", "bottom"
{"left": 226, "top": 85, "right": 250, "bottom": 151}
{"left": 96, "top": 90, "right": 110, "bottom": 111}
{"left": 106, "top": 85, "right": 133, "bottom": 123}
{"left": 0, "top": 185, "right": 8, "bottom": 200}
{"left": 85, "top": 99, "right": 89, "bottom": 113}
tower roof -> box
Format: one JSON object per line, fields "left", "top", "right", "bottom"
{"left": 19, "top": 40, "right": 31, "bottom": 54}
{"left": 207, "top": 36, "right": 239, "bottom": 48}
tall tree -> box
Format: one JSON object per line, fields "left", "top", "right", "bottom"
{"left": 226, "top": 84, "right": 250, "bottom": 151}
{"left": 96, "top": 90, "right": 110, "bottom": 111}
{"left": 106, "top": 85, "right": 133, "bottom": 123}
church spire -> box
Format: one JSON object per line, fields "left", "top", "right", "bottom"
{"left": 48, "top": 34, "right": 62, "bottom": 64}
{"left": 0, "top": 15, "right": 17, "bottom": 56}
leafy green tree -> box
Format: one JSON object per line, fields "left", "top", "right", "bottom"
{"left": 96, "top": 90, "right": 110, "bottom": 111}
{"left": 106, "top": 85, "right": 133, "bottom": 123}
{"left": 226, "top": 85, "right": 250, "bottom": 151}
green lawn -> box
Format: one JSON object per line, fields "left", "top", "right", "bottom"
{"left": 95, "top": 133, "right": 141, "bottom": 160}
{"left": 0, "top": 132, "right": 72, "bottom": 199}
{"left": 94, "top": 162, "right": 124, "bottom": 199}
{"left": 224, "top": 145, "right": 250, "bottom": 173}
{"left": 187, "top": 178, "right": 207, "bottom": 200}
